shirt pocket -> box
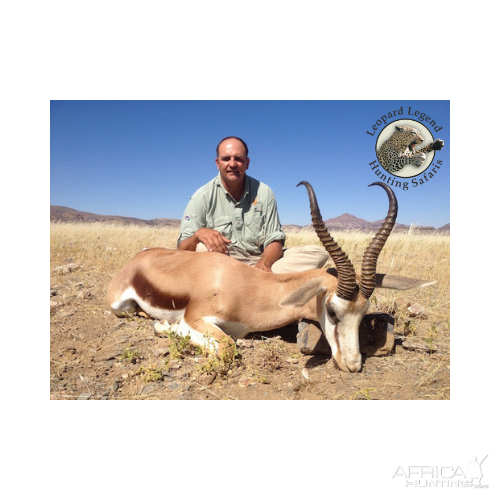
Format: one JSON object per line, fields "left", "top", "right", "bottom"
{"left": 244, "top": 212, "right": 265, "bottom": 246}
{"left": 209, "top": 215, "right": 233, "bottom": 240}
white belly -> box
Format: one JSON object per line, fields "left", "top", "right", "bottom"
{"left": 110, "top": 286, "right": 185, "bottom": 323}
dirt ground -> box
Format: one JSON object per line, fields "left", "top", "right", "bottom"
{"left": 50, "top": 264, "right": 450, "bottom": 400}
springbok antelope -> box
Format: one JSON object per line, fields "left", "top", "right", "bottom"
{"left": 107, "top": 181, "right": 434, "bottom": 372}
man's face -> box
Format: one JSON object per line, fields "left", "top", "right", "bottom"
{"left": 216, "top": 139, "right": 249, "bottom": 186}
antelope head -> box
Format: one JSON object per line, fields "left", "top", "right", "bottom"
{"left": 295, "top": 181, "right": 398, "bottom": 372}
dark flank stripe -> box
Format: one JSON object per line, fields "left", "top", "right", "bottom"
{"left": 131, "top": 272, "right": 190, "bottom": 311}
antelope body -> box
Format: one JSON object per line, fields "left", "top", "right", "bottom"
{"left": 108, "top": 182, "right": 434, "bottom": 372}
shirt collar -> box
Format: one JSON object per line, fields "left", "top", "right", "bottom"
{"left": 217, "top": 173, "right": 250, "bottom": 201}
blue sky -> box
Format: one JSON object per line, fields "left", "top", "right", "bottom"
{"left": 50, "top": 100, "right": 450, "bottom": 228}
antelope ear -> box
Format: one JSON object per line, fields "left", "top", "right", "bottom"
{"left": 280, "top": 278, "right": 326, "bottom": 308}
{"left": 375, "top": 273, "right": 436, "bottom": 290}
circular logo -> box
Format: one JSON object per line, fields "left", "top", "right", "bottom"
{"left": 376, "top": 119, "right": 437, "bottom": 178}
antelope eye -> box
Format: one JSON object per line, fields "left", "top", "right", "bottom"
{"left": 326, "top": 304, "right": 337, "bottom": 320}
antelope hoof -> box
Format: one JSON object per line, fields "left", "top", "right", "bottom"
{"left": 359, "top": 313, "right": 395, "bottom": 356}
{"left": 153, "top": 320, "right": 171, "bottom": 335}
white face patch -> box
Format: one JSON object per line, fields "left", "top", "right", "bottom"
{"left": 321, "top": 294, "right": 369, "bottom": 373}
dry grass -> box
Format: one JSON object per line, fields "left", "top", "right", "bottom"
{"left": 50, "top": 222, "right": 450, "bottom": 400}
{"left": 50, "top": 221, "right": 449, "bottom": 320}
{"left": 50, "top": 222, "right": 180, "bottom": 275}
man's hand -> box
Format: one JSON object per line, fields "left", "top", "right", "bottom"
{"left": 178, "top": 228, "right": 231, "bottom": 253}
{"left": 196, "top": 228, "right": 232, "bottom": 253}
{"left": 254, "top": 241, "right": 283, "bottom": 272}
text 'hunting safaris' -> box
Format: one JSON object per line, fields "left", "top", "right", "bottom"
{"left": 366, "top": 106, "right": 446, "bottom": 191}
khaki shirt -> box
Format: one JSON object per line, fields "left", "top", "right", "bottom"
{"left": 178, "top": 174, "right": 286, "bottom": 254}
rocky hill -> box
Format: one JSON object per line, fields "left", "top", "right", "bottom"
{"left": 319, "top": 213, "right": 447, "bottom": 233}
{"left": 50, "top": 206, "right": 181, "bottom": 227}
{"left": 50, "top": 206, "right": 450, "bottom": 233}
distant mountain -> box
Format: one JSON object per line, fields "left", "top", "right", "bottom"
{"left": 324, "top": 213, "right": 374, "bottom": 230}
{"left": 50, "top": 206, "right": 450, "bottom": 233}
{"left": 289, "top": 212, "right": 449, "bottom": 234}
{"left": 50, "top": 206, "right": 181, "bottom": 227}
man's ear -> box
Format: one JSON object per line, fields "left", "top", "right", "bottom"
{"left": 279, "top": 278, "right": 326, "bottom": 308}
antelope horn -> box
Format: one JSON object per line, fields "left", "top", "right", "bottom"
{"left": 297, "top": 181, "right": 357, "bottom": 300}
{"left": 359, "top": 182, "right": 398, "bottom": 299}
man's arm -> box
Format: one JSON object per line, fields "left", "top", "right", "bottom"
{"left": 255, "top": 240, "right": 283, "bottom": 272}
{"left": 254, "top": 188, "right": 285, "bottom": 272}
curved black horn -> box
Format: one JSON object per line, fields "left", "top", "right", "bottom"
{"left": 359, "top": 182, "right": 398, "bottom": 299}
{"left": 297, "top": 181, "right": 357, "bottom": 300}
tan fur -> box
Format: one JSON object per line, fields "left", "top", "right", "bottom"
{"left": 107, "top": 248, "right": 334, "bottom": 329}
{"left": 107, "top": 247, "right": 433, "bottom": 371}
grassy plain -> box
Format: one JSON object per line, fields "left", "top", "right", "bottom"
{"left": 50, "top": 222, "right": 450, "bottom": 400}
{"left": 51, "top": 222, "right": 448, "bottom": 281}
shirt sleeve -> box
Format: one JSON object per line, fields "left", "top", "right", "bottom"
{"left": 177, "top": 195, "right": 207, "bottom": 247}
{"left": 262, "top": 192, "right": 286, "bottom": 249}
